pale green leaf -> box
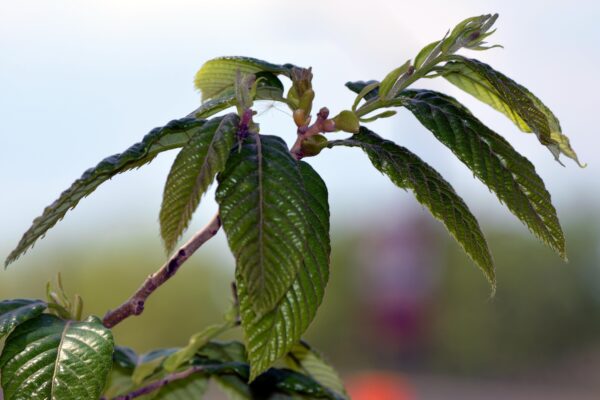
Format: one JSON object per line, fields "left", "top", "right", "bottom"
{"left": 379, "top": 60, "right": 410, "bottom": 99}
{"left": 442, "top": 56, "right": 583, "bottom": 166}
{"left": 235, "top": 161, "right": 330, "bottom": 380}
{"left": 330, "top": 128, "right": 494, "bottom": 285}
{"left": 0, "top": 315, "right": 113, "bottom": 400}
{"left": 163, "top": 320, "right": 235, "bottom": 373}
{"left": 216, "top": 135, "right": 318, "bottom": 313}
{"left": 6, "top": 117, "right": 211, "bottom": 267}
{"left": 414, "top": 40, "right": 441, "bottom": 69}
{"left": 0, "top": 299, "right": 46, "bottom": 339}
{"left": 194, "top": 56, "right": 293, "bottom": 102}
{"left": 286, "top": 342, "right": 347, "bottom": 398}
{"left": 400, "top": 89, "right": 566, "bottom": 259}
{"left": 160, "top": 114, "right": 239, "bottom": 253}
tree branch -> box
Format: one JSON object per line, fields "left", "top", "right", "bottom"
{"left": 102, "top": 214, "right": 222, "bottom": 328}
{"left": 111, "top": 365, "right": 205, "bottom": 399}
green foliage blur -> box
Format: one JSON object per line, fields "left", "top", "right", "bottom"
{"left": 2, "top": 214, "right": 599, "bottom": 379}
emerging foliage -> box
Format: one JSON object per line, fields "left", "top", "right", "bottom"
{"left": 2, "top": 12, "right": 581, "bottom": 400}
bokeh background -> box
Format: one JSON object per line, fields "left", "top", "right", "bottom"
{"left": 1, "top": 1, "right": 599, "bottom": 399}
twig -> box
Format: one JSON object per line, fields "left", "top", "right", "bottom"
{"left": 290, "top": 107, "right": 336, "bottom": 160}
{"left": 112, "top": 365, "right": 204, "bottom": 399}
{"left": 102, "top": 214, "right": 222, "bottom": 328}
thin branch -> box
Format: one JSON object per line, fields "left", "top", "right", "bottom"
{"left": 102, "top": 214, "right": 222, "bottom": 328}
{"left": 112, "top": 365, "right": 204, "bottom": 400}
{"left": 290, "top": 107, "right": 336, "bottom": 160}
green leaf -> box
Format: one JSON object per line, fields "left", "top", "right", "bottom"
{"left": 346, "top": 80, "right": 379, "bottom": 103}
{"left": 216, "top": 135, "right": 316, "bottom": 313}
{"left": 132, "top": 348, "right": 179, "bottom": 385}
{"left": 414, "top": 40, "right": 441, "bottom": 69}
{"left": 163, "top": 320, "right": 236, "bottom": 372}
{"left": 379, "top": 60, "right": 411, "bottom": 99}
{"left": 441, "top": 56, "right": 583, "bottom": 166}
{"left": 194, "top": 56, "right": 293, "bottom": 102}
{"left": 358, "top": 110, "right": 397, "bottom": 123}
{"left": 286, "top": 342, "right": 347, "bottom": 398}
{"left": 0, "top": 314, "right": 113, "bottom": 400}
{"left": 235, "top": 161, "right": 330, "bottom": 380}
{"left": 160, "top": 114, "right": 239, "bottom": 253}
{"left": 191, "top": 72, "right": 287, "bottom": 120}
{"left": 400, "top": 89, "right": 566, "bottom": 259}
{"left": 214, "top": 375, "right": 252, "bottom": 400}
{"left": 330, "top": 128, "right": 494, "bottom": 285}
{"left": 151, "top": 375, "right": 208, "bottom": 400}
{"left": 0, "top": 299, "right": 46, "bottom": 339}
{"left": 6, "top": 117, "right": 211, "bottom": 267}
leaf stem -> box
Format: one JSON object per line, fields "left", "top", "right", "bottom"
{"left": 102, "top": 214, "right": 222, "bottom": 328}
{"left": 111, "top": 365, "right": 205, "bottom": 399}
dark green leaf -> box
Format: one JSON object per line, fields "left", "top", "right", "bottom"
{"left": 194, "top": 57, "right": 293, "bottom": 102}
{"left": 235, "top": 161, "right": 330, "bottom": 380}
{"left": 160, "top": 114, "right": 239, "bottom": 253}
{"left": 400, "top": 89, "right": 566, "bottom": 259}
{"left": 216, "top": 135, "right": 318, "bottom": 313}
{"left": 441, "top": 56, "right": 582, "bottom": 165}
{"left": 330, "top": 128, "right": 494, "bottom": 285}
{"left": 6, "top": 117, "right": 210, "bottom": 267}
{"left": 0, "top": 299, "right": 46, "bottom": 339}
{"left": 346, "top": 80, "right": 379, "bottom": 102}
{"left": 0, "top": 314, "right": 113, "bottom": 400}
{"left": 286, "top": 342, "right": 347, "bottom": 398}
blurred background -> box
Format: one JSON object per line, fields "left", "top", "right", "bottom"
{"left": 1, "top": 1, "right": 599, "bottom": 398}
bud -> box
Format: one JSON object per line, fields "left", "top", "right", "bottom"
{"left": 298, "top": 88, "right": 315, "bottom": 116}
{"left": 333, "top": 110, "right": 360, "bottom": 133}
{"left": 300, "top": 134, "right": 328, "bottom": 157}
{"left": 293, "top": 109, "right": 307, "bottom": 127}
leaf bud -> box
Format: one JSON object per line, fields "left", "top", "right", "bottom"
{"left": 333, "top": 110, "right": 360, "bottom": 133}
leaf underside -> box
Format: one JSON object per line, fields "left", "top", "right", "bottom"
{"left": 0, "top": 314, "right": 114, "bottom": 400}
{"left": 216, "top": 135, "right": 317, "bottom": 313}
{"left": 6, "top": 117, "right": 211, "bottom": 267}
{"left": 331, "top": 128, "right": 494, "bottom": 284}
{"left": 194, "top": 56, "right": 293, "bottom": 102}
{"left": 192, "top": 72, "right": 287, "bottom": 120}
{"left": 160, "top": 114, "right": 239, "bottom": 253}
{"left": 286, "top": 342, "right": 347, "bottom": 399}
{"left": 442, "top": 56, "right": 582, "bottom": 165}
{"left": 400, "top": 89, "right": 566, "bottom": 259}
{"left": 236, "top": 161, "right": 331, "bottom": 380}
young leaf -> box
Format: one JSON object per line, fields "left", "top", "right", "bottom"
{"left": 0, "top": 314, "right": 114, "bottom": 400}
{"left": 441, "top": 56, "right": 583, "bottom": 166}
{"left": 400, "top": 89, "right": 566, "bottom": 259}
{"left": 216, "top": 135, "right": 315, "bottom": 313}
{"left": 6, "top": 117, "right": 211, "bottom": 267}
{"left": 379, "top": 60, "right": 411, "bottom": 99}
{"left": 286, "top": 342, "right": 347, "bottom": 399}
{"left": 194, "top": 56, "right": 293, "bottom": 102}
{"left": 160, "top": 114, "right": 239, "bottom": 253}
{"left": 0, "top": 299, "right": 46, "bottom": 339}
{"left": 346, "top": 80, "right": 379, "bottom": 103}
{"left": 236, "top": 161, "right": 330, "bottom": 380}
{"left": 330, "top": 128, "right": 494, "bottom": 285}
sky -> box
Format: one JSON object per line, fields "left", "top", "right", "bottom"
{"left": 1, "top": 0, "right": 599, "bottom": 260}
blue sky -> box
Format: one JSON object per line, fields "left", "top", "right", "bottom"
{"left": 1, "top": 0, "right": 598, "bottom": 259}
